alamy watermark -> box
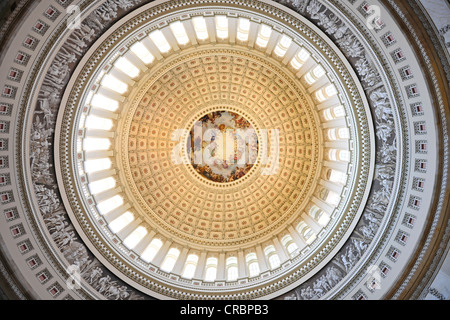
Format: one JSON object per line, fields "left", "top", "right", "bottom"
{"left": 66, "top": 264, "right": 81, "bottom": 290}
{"left": 365, "top": 264, "right": 382, "bottom": 291}
{"left": 365, "top": 5, "right": 382, "bottom": 30}
{"left": 66, "top": 5, "right": 82, "bottom": 30}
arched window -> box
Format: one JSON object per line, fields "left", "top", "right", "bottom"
{"left": 90, "top": 94, "right": 120, "bottom": 112}
{"left": 130, "top": 42, "right": 155, "bottom": 64}
{"left": 327, "top": 128, "right": 350, "bottom": 141}
{"left": 246, "top": 253, "right": 260, "bottom": 277}
{"left": 308, "top": 206, "right": 322, "bottom": 221}
{"left": 123, "top": 226, "right": 147, "bottom": 249}
{"left": 192, "top": 16, "right": 208, "bottom": 40}
{"left": 237, "top": 18, "right": 250, "bottom": 41}
{"left": 322, "top": 105, "right": 345, "bottom": 121}
{"left": 96, "top": 195, "right": 123, "bottom": 215}
{"left": 290, "top": 48, "right": 310, "bottom": 70}
{"left": 332, "top": 105, "right": 346, "bottom": 118}
{"left": 328, "top": 128, "right": 338, "bottom": 141}
{"left": 160, "top": 248, "right": 180, "bottom": 273}
{"left": 316, "top": 84, "right": 337, "bottom": 102}
{"left": 305, "top": 65, "right": 325, "bottom": 85}
{"left": 170, "top": 21, "right": 189, "bottom": 45}
{"left": 181, "top": 254, "right": 199, "bottom": 279}
{"left": 85, "top": 115, "right": 114, "bottom": 131}
{"left": 338, "top": 150, "right": 351, "bottom": 162}
{"left": 149, "top": 29, "right": 171, "bottom": 53}
{"left": 256, "top": 24, "right": 272, "bottom": 48}
{"left": 281, "top": 235, "right": 299, "bottom": 257}
{"left": 338, "top": 128, "right": 350, "bottom": 139}
{"left": 84, "top": 158, "right": 112, "bottom": 173}
{"left": 274, "top": 35, "right": 292, "bottom": 57}
{"left": 141, "top": 238, "right": 163, "bottom": 263}
{"left": 329, "top": 169, "right": 347, "bottom": 185}
{"left": 83, "top": 137, "right": 111, "bottom": 151}
{"left": 325, "top": 190, "right": 340, "bottom": 206}
{"left": 204, "top": 257, "right": 218, "bottom": 282}
{"left": 114, "top": 57, "right": 140, "bottom": 79}
{"left": 296, "top": 222, "right": 316, "bottom": 244}
{"left": 326, "top": 84, "right": 337, "bottom": 96}
{"left": 101, "top": 74, "right": 128, "bottom": 94}
{"left": 327, "top": 149, "right": 351, "bottom": 162}
{"left": 309, "top": 205, "right": 330, "bottom": 226}
{"left": 328, "top": 148, "right": 338, "bottom": 161}
{"left": 226, "top": 257, "right": 239, "bottom": 281}
{"left": 215, "top": 15, "right": 228, "bottom": 39}
{"left": 296, "top": 221, "right": 307, "bottom": 235}
{"left": 322, "top": 108, "right": 334, "bottom": 121}
{"left": 108, "top": 211, "right": 134, "bottom": 233}
{"left": 264, "top": 245, "right": 281, "bottom": 269}
{"left": 88, "top": 177, "right": 115, "bottom": 195}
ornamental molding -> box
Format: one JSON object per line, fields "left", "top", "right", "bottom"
{"left": 0, "top": 0, "right": 443, "bottom": 301}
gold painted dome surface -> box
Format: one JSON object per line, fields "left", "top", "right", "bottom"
{"left": 120, "top": 51, "right": 321, "bottom": 245}
{"left": 54, "top": 0, "right": 374, "bottom": 298}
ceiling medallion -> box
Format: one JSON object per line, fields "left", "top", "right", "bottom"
{"left": 188, "top": 110, "right": 259, "bottom": 183}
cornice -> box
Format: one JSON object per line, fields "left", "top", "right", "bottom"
{"left": 380, "top": 0, "right": 450, "bottom": 300}
{"left": 0, "top": 0, "right": 447, "bottom": 300}
{"left": 0, "top": 246, "right": 30, "bottom": 300}
{"left": 0, "top": 0, "right": 33, "bottom": 50}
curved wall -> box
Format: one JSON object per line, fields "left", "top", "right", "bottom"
{"left": 0, "top": 0, "right": 448, "bottom": 300}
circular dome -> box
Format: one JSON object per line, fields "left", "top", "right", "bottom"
{"left": 55, "top": 0, "right": 373, "bottom": 298}
{"left": 1, "top": 0, "right": 448, "bottom": 303}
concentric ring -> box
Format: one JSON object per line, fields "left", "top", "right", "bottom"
{"left": 54, "top": 0, "right": 374, "bottom": 299}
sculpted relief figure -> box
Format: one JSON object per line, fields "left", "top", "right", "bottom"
{"left": 306, "top": 0, "right": 347, "bottom": 38}
{"left": 69, "top": 26, "right": 96, "bottom": 48}
{"left": 376, "top": 164, "right": 395, "bottom": 181}
{"left": 378, "top": 137, "right": 397, "bottom": 164}
{"left": 365, "top": 212, "right": 382, "bottom": 226}
{"left": 279, "top": 1, "right": 396, "bottom": 301}
{"left": 300, "top": 287, "right": 318, "bottom": 300}
{"left": 306, "top": 0, "right": 323, "bottom": 17}
{"left": 342, "top": 35, "right": 365, "bottom": 58}
{"left": 375, "top": 120, "right": 394, "bottom": 144}
{"left": 116, "top": 0, "right": 137, "bottom": 10}
{"left": 96, "top": 1, "right": 119, "bottom": 22}
{"left": 57, "top": 46, "right": 78, "bottom": 64}
{"left": 355, "top": 56, "right": 382, "bottom": 87}
{"left": 370, "top": 87, "right": 394, "bottom": 122}
{"left": 352, "top": 238, "right": 368, "bottom": 257}
{"left": 37, "top": 99, "right": 55, "bottom": 127}
{"left": 73, "top": 256, "right": 91, "bottom": 273}
{"left": 96, "top": 275, "right": 112, "bottom": 294}
{"left": 86, "top": 267, "right": 103, "bottom": 285}
{"left": 27, "top": 0, "right": 148, "bottom": 301}
{"left": 325, "top": 266, "right": 343, "bottom": 286}
{"left": 290, "top": 0, "right": 309, "bottom": 11}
